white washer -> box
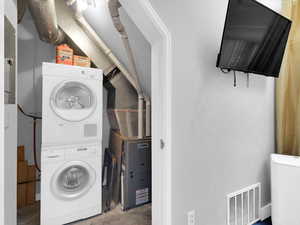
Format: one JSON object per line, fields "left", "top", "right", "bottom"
{"left": 42, "top": 63, "right": 102, "bottom": 147}
{"left": 41, "top": 144, "right": 102, "bottom": 225}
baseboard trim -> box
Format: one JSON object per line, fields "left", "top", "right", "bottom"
{"left": 260, "top": 203, "right": 271, "bottom": 221}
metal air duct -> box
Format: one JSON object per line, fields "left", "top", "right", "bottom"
{"left": 108, "top": 0, "right": 151, "bottom": 137}
{"left": 104, "top": 70, "right": 145, "bottom": 137}
{"left": 27, "top": 0, "right": 65, "bottom": 45}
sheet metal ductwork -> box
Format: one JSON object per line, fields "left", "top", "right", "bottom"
{"left": 108, "top": 0, "right": 151, "bottom": 138}
{"left": 105, "top": 70, "right": 145, "bottom": 137}
{"left": 27, "top": 0, "right": 65, "bottom": 45}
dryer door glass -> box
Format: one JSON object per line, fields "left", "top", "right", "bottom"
{"left": 51, "top": 81, "right": 96, "bottom": 121}
{"left": 54, "top": 82, "right": 93, "bottom": 109}
{"left": 53, "top": 164, "right": 94, "bottom": 200}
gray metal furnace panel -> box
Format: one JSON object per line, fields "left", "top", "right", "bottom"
{"left": 121, "top": 169, "right": 151, "bottom": 211}
{"left": 121, "top": 139, "right": 152, "bottom": 210}
{"left": 123, "top": 141, "right": 151, "bottom": 172}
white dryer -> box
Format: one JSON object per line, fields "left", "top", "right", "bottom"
{"left": 41, "top": 144, "right": 102, "bottom": 225}
{"left": 42, "top": 63, "right": 102, "bottom": 147}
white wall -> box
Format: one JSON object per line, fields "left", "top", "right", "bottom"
{"left": 18, "top": 11, "right": 54, "bottom": 166}
{"left": 146, "top": 0, "right": 280, "bottom": 224}
{"left": 259, "top": 0, "right": 282, "bottom": 12}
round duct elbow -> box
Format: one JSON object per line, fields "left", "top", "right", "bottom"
{"left": 27, "top": 0, "right": 66, "bottom": 45}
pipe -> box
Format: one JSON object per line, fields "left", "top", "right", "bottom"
{"left": 18, "top": 105, "right": 42, "bottom": 172}
{"left": 108, "top": 0, "right": 143, "bottom": 95}
{"left": 108, "top": 0, "right": 151, "bottom": 138}
{"left": 71, "top": 13, "right": 138, "bottom": 91}
{"left": 64, "top": 0, "right": 138, "bottom": 89}
{"left": 27, "top": 0, "right": 65, "bottom": 45}
{"left": 145, "top": 96, "right": 151, "bottom": 137}
{"left": 33, "top": 119, "right": 41, "bottom": 172}
{"left": 121, "top": 36, "right": 147, "bottom": 137}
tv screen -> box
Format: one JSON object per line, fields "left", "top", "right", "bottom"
{"left": 217, "top": 0, "right": 292, "bottom": 77}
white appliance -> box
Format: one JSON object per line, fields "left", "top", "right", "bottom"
{"left": 4, "top": 105, "right": 17, "bottom": 225}
{"left": 41, "top": 144, "right": 102, "bottom": 225}
{"left": 42, "top": 63, "right": 102, "bottom": 147}
{"left": 271, "top": 154, "right": 300, "bottom": 225}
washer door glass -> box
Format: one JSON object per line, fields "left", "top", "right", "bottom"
{"left": 51, "top": 161, "right": 96, "bottom": 200}
{"left": 51, "top": 81, "right": 96, "bottom": 122}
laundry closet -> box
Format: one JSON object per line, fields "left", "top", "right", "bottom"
{"left": 3, "top": 0, "right": 153, "bottom": 224}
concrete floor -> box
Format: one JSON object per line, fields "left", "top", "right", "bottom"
{"left": 18, "top": 203, "right": 40, "bottom": 225}
{"left": 17, "top": 202, "right": 151, "bottom": 225}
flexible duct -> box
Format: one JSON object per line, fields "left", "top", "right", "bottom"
{"left": 108, "top": 0, "right": 151, "bottom": 137}
{"left": 27, "top": 0, "right": 65, "bottom": 45}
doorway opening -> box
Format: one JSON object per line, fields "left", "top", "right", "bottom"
{"left": 12, "top": 0, "right": 171, "bottom": 225}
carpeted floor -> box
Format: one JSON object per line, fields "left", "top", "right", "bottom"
{"left": 17, "top": 202, "right": 151, "bottom": 225}
{"left": 254, "top": 218, "right": 272, "bottom": 225}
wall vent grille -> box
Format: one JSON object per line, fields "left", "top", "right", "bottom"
{"left": 227, "top": 183, "right": 261, "bottom": 225}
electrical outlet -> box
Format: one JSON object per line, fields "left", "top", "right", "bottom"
{"left": 187, "top": 210, "right": 196, "bottom": 225}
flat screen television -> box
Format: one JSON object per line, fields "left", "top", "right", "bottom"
{"left": 216, "top": 0, "right": 292, "bottom": 77}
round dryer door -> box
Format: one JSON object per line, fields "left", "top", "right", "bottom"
{"left": 51, "top": 161, "right": 96, "bottom": 200}
{"left": 51, "top": 81, "right": 96, "bottom": 122}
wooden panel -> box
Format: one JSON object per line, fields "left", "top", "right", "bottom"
{"left": 17, "top": 184, "right": 27, "bottom": 209}
{"left": 17, "top": 145, "right": 25, "bottom": 161}
{"left": 109, "top": 131, "right": 124, "bottom": 206}
{"left": 26, "top": 166, "right": 36, "bottom": 205}
{"left": 26, "top": 183, "right": 36, "bottom": 205}
{"left": 17, "top": 160, "right": 28, "bottom": 183}
{"left": 27, "top": 166, "right": 35, "bottom": 180}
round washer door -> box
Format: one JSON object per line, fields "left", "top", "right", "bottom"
{"left": 51, "top": 161, "right": 96, "bottom": 200}
{"left": 50, "top": 81, "right": 96, "bottom": 122}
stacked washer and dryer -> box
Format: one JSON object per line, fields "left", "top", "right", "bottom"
{"left": 41, "top": 63, "right": 103, "bottom": 225}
